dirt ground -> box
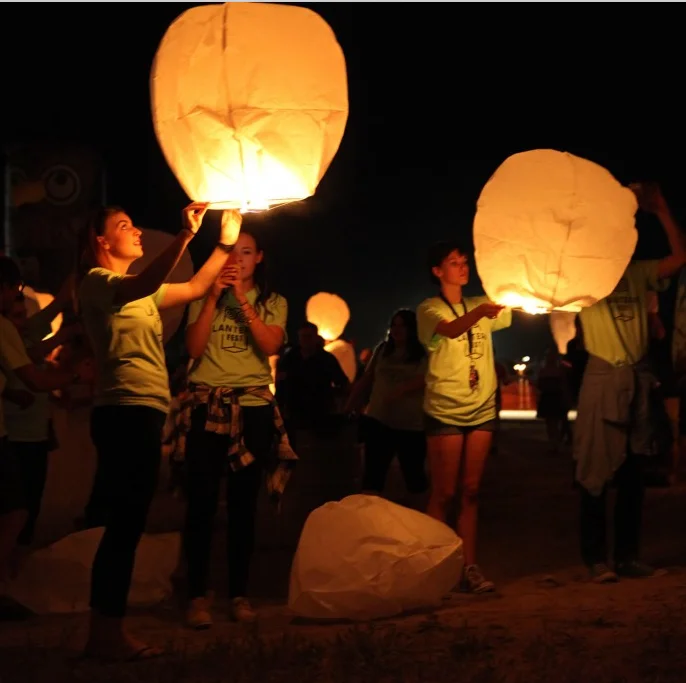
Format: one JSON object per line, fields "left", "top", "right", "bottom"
{"left": 1, "top": 420, "right": 686, "bottom": 682}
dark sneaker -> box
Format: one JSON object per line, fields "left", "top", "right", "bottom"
{"left": 616, "top": 560, "right": 664, "bottom": 579}
{"left": 461, "top": 564, "right": 495, "bottom": 594}
{"left": 589, "top": 563, "right": 619, "bottom": 584}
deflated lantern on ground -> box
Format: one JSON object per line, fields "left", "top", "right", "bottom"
{"left": 289, "top": 495, "right": 464, "bottom": 620}
{"left": 306, "top": 291, "right": 357, "bottom": 383}
{"left": 473, "top": 149, "right": 638, "bottom": 314}
{"left": 150, "top": 2, "right": 348, "bottom": 214}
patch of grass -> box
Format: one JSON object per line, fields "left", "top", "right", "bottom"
{"left": 3, "top": 613, "right": 686, "bottom": 683}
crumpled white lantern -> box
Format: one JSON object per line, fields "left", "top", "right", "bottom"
{"left": 289, "top": 495, "right": 464, "bottom": 621}
{"left": 474, "top": 149, "right": 638, "bottom": 314}
{"left": 150, "top": 2, "right": 348, "bottom": 213}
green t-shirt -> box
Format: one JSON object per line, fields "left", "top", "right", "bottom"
{"left": 417, "top": 296, "right": 512, "bottom": 427}
{"left": 579, "top": 260, "right": 666, "bottom": 367}
{"left": 366, "top": 343, "right": 428, "bottom": 432}
{"left": 0, "top": 315, "right": 33, "bottom": 439}
{"left": 78, "top": 267, "right": 170, "bottom": 415}
{"left": 3, "top": 310, "right": 53, "bottom": 442}
{"left": 187, "top": 288, "right": 288, "bottom": 407}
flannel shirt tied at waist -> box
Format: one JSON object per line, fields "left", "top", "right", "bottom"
{"left": 169, "top": 383, "right": 298, "bottom": 503}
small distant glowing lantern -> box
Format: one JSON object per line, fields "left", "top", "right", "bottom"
{"left": 513, "top": 363, "right": 527, "bottom": 378}
{"left": 474, "top": 149, "right": 638, "bottom": 315}
{"left": 22, "top": 286, "right": 62, "bottom": 339}
{"left": 306, "top": 292, "right": 356, "bottom": 383}
{"left": 150, "top": 2, "right": 348, "bottom": 217}
{"left": 128, "top": 228, "right": 195, "bottom": 344}
{"left": 549, "top": 310, "right": 578, "bottom": 355}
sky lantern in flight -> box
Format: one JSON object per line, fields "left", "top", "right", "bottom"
{"left": 150, "top": 2, "right": 348, "bottom": 217}
{"left": 306, "top": 292, "right": 356, "bottom": 383}
{"left": 473, "top": 149, "right": 638, "bottom": 315}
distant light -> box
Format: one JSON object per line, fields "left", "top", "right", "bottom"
{"left": 522, "top": 356, "right": 531, "bottom": 362}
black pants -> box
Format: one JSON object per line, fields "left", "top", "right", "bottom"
{"left": 579, "top": 452, "right": 645, "bottom": 567}
{"left": 184, "top": 403, "right": 275, "bottom": 599}
{"left": 89, "top": 405, "right": 166, "bottom": 618}
{"left": 9, "top": 441, "right": 49, "bottom": 546}
{"left": 362, "top": 417, "right": 428, "bottom": 494}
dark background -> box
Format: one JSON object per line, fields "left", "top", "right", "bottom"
{"left": 2, "top": 3, "right": 683, "bottom": 365}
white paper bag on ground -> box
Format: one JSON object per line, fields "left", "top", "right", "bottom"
{"left": 6, "top": 529, "right": 181, "bottom": 615}
{"left": 288, "top": 494, "right": 463, "bottom": 620}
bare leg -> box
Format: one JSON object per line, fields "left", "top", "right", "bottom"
{"left": 426, "top": 434, "right": 463, "bottom": 524}
{"left": 457, "top": 430, "right": 492, "bottom": 566}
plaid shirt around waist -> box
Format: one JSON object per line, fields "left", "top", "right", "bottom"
{"left": 167, "top": 383, "right": 298, "bottom": 503}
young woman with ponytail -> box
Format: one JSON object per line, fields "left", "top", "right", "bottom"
{"left": 77, "top": 203, "right": 241, "bottom": 661}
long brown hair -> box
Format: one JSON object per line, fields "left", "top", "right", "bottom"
{"left": 76, "top": 205, "right": 125, "bottom": 283}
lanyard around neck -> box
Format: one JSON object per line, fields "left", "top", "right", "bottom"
{"left": 440, "top": 293, "right": 474, "bottom": 356}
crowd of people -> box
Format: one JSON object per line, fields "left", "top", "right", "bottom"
{"left": 0, "top": 181, "right": 684, "bottom": 660}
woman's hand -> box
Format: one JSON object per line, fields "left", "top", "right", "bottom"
{"left": 223, "top": 263, "right": 245, "bottom": 301}
{"left": 210, "top": 266, "right": 233, "bottom": 300}
{"left": 182, "top": 202, "right": 209, "bottom": 235}
{"left": 220, "top": 210, "right": 242, "bottom": 246}
{"left": 477, "top": 301, "right": 505, "bottom": 320}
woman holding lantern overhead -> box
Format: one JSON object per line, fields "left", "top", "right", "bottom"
{"left": 417, "top": 241, "right": 511, "bottom": 594}
{"left": 77, "top": 203, "right": 240, "bottom": 661}
{"left": 179, "top": 226, "right": 295, "bottom": 628}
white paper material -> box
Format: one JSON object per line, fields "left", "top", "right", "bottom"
{"left": 150, "top": 2, "right": 348, "bottom": 211}
{"left": 6, "top": 529, "right": 181, "bottom": 615}
{"left": 474, "top": 149, "right": 638, "bottom": 314}
{"left": 549, "top": 310, "right": 578, "bottom": 355}
{"left": 128, "top": 228, "right": 195, "bottom": 343}
{"left": 288, "top": 495, "right": 464, "bottom": 621}
{"left": 324, "top": 338, "right": 357, "bottom": 384}
{"left": 306, "top": 291, "right": 350, "bottom": 342}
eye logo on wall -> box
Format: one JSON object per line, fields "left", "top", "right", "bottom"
{"left": 41, "top": 164, "right": 81, "bottom": 206}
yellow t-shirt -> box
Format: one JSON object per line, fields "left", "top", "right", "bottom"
{"left": 187, "top": 288, "right": 287, "bottom": 407}
{"left": 0, "top": 315, "right": 33, "bottom": 439}
{"left": 78, "top": 267, "right": 170, "bottom": 415}
{"left": 417, "top": 296, "right": 512, "bottom": 427}
{"left": 3, "top": 310, "right": 53, "bottom": 442}
{"left": 579, "top": 260, "right": 666, "bottom": 366}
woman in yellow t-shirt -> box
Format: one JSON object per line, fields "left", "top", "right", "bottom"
{"left": 76, "top": 203, "right": 241, "bottom": 662}
{"left": 181, "top": 228, "right": 293, "bottom": 627}
{"left": 416, "top": 241, "right": 511, "bottom": 594}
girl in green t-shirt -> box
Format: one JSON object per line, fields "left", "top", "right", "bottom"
{"left": 182, "top": 229, "right": 292, "bottom": 628}
{"left": 416, "top": 241, "right": 510, "bottom": 594}
{"left": 76, "top": 203, "right": 240, "bottom": 662}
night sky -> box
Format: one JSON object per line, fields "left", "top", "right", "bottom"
{"left": 2, "top": 3, "right": 684, "bottom": 365}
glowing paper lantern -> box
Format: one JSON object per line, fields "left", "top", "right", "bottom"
{"left": 150, "top": 2, "right": 348, "bottom": 213}
{"left": 306, "top": 292, "right": 355, "bottom": 383}
{"left": 306, "top": 292, "right": 349, "bottom": 343}
{"left": 23, "top": 286, "right": 62, "bottom": 339}
{"left": 549, "top": 311, "right": 577, "bottom": 356}
{"left": 128, "top": 229, "right": 195, "bottom": 343}
{"left": 474, "top": 149, "right": 638, "bottom": 314}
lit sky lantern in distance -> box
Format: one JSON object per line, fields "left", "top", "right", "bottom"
{"left": 23, "top": 286, "right": 62, "bottom": 340}
{"left": 306, "top": 292, "right": 356, "bottom": 383}
{"left": 473, "top": 149, "right": 638, "bottom": 315}
{"left": 150, "top": 2, "right": 348, "bottom": 220}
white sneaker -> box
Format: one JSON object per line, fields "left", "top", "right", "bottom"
{"left": 230, "top": 597, "right": 257, "bottom": 623}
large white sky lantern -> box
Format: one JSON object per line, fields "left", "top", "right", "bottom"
{"left": 473, "top": 149, "right": 638, "bottom": 315}
{"left": 150, "top": 2, "right": 349, "bottom": 213}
